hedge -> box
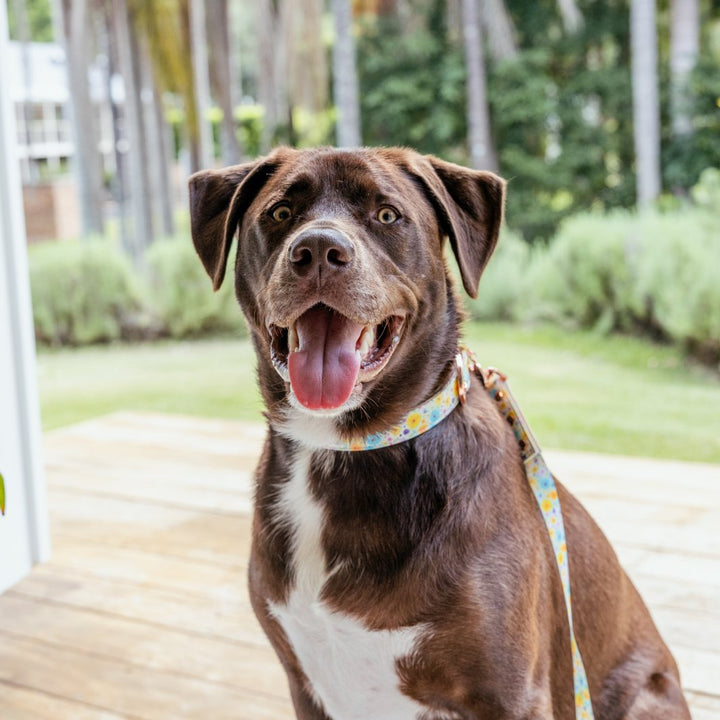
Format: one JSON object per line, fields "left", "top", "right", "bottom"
{"left": 28, "top": 236, "right": 247, "bottom": 346}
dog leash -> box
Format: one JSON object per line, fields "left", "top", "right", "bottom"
{"left": 327, "top": 349, "right": 594, "bottom": 719}
{"left": 465, "top": 349, "right": 595, "bottom": 720}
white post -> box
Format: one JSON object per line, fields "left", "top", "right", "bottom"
{"left": 0, "top": 0, "right": 50, "bottom": 593}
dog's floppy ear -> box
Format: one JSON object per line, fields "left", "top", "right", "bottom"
{"left": 410, "top": 155, "right": 505, "bottom": 298}
{"left": 188, "top": 152, "right": 287, "bottom": 290}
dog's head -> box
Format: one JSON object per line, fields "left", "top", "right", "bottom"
{"left": 189, "top": 147, "right": 504, "bottom": 434}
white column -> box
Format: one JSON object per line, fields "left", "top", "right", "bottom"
{"left": 0, "top": 0, "right": 50, "bottom": 593}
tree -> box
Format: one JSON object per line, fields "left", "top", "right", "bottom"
{"left": 256, "top": 0, "right": 286, "bottom": 150}
{"left": 461, "top": 0, "right": 497, "bottom": 170}
{"left": 670, "top": 0, "right": 700, "bottom": 138}
{"left": 556, "top": 0, "right": 583, "bottom": 35}
{"left": 112, "top": 0, "right": 153, "bottom": 257}
{"left": 206, "top": 0, "right": 241, "bottom": 165}
{"left": 630, "top": 0, "right": 661, "bottom": 207}
{"left": 332, "top": 0, "right": 361, "bottom": 147}
{"left": 478, "top": 0, "right": 518, "bottom": 63}
{"left": 189, "top": 0, "right": 213, "bottom": 168}
{"left": 58, "top": 0, "right": 105, "bottom": 235}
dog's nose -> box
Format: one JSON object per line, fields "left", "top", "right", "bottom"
{"left": 288, "top": 228, "right": 355, "bottom": 276}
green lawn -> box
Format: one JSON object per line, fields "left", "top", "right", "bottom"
{"left": 37, "top": 323, "right": 720, "bottom": 463}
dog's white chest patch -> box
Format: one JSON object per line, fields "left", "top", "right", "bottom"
{"left": 270, "top": 447, "right": 428, "bottom": 720}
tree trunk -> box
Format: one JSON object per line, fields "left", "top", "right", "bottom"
{"left": 206, "top": 0, "right": 241, "bottom": 165}
{"left": 670, "top": 0, "right": 699, "bottom": 138}
{"left": 256, "top": 0, "right": 284, "bottom": 151}
{"left": 478, "top": 0, "right": 518, "bottom": 62}
{"left": 113, "top": 0, "right": 152, "bottom": 260}
{"left": 332, "top": 0, "right": 361, "bottom": 147}
{"left": 101, "top": 2, "right": 130, "bottom": 254}
{"left": 141, "top": 39, "right": 175, "bottom": 238}
{"left": 556, "top": 0, "right": 584, "bottom": 35}
{"left": 59, "top": 0, "right": 104, "bottom": 236}
{"left": 189, "top": 0, "right": 213, "bottom": 168}
{"left": 630, "top": 0, "right": 661, "bottom": 208}
{"left": 461, "top": 0, "right": 497, "bottom": 171}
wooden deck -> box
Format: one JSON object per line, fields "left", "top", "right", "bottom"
{"left": 1, "top": 412, "right": 718, "bottom": 719}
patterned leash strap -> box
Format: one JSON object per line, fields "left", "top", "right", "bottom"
{"left": 461, "top": 349, "right": 595, "bottom": 720}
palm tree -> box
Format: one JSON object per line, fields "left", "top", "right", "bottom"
{"left": 630, "top": 0, "right": 661, "bottom": 207}
{"left": 670, "top": 0, "right": 699, "bottom": 138}
{"left": 478, "top": 0, "right": 518, "bottom": 62}
{"left": 58, "top": 0, "right": 105, "bottom": 235}
{"left": 206, "top": 0, "right": 241, "bottom": 165}
{"left": 332, "top": 0, "right": 361, "bottom": 147}
{"left": 112, "top": 0, "right": 153, "bottom": 257}
{"left": 461, "top": 0, "right": 497, "bottom": 171}
{"left": 189, "top": 0, "right": 213, "bottom": 168}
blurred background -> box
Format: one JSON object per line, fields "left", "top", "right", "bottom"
{"left": 3, "top": 0, "right": 720, "bottom": 459}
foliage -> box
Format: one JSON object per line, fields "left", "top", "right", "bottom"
{"left": 461, "top": 229, "right": 531, "bottom": 322}
{"left": 28, "top": 235, "right": 248, "bottom": 346}
{"left": 462, "top": 193, "right": 720, "bottom": 366}
{"left": 355, "top": 0, "right": 720, "bottom": 241}
{"left": 357, "top": 8, "right": 468, "bottom": 162}
{"left": 145, "top": 237, "right": 247, "bottom": 338}
{"left": 7, "top": 0, "right": 53, "bottom": 42}
{"left": 29, "top": 239, "right": 141, "bottom": 346}
{"left": 662, "top": 52, "right": 720, "bottom": 192}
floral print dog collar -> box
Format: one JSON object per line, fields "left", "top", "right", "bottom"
{"left": 324, "top": 353, "right": 472, "bottom": 452}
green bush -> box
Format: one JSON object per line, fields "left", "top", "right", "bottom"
{"left": 462, "top": 229, "right": 531, "bottom": 322}
{"left": 29, "top": 239, "right": 140, "bottom": 346}
{"left": 523, "top": 212, "right": 638, "bottom": 333}
{"left": 145, "top": 237, "right": 247, "bottom": 338}
{"left": 633, "top": 210, "right": 720, "bottom": 362}
{"left": 521, "top": 205, "right": 720, "bottom": 364}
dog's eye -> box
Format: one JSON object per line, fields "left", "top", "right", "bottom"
{"left": 271, "top": 205, "right": 292, "bottom": 223}
{"left": 377, "top": 206, "right": 399, "bottom": 224}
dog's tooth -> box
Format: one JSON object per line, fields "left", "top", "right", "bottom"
{"left": 358, "top": 325, "right": 375, "bottom": 356}
{"left": 288, "top": 325, "right": 299, "bottom": 353}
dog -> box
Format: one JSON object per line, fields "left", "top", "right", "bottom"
{"left": 189, "top": 147, "right": 690, "bottom": 720}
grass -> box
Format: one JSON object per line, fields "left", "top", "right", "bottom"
{"left": 36, "top": 322, "right": 720, "bottom": 463}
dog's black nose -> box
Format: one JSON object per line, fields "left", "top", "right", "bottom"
{"left": 288, "top": 227, "right": 355, "bottom": 276}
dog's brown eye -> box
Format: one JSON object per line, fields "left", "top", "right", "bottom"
{"left": 271, "top": 205, "right": 292, "bottom": 222}
{"left": 377, "top": 207, "right": 399, "bottom": 224}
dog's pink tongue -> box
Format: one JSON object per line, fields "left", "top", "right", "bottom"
{"left": 288, "top": 306, "right": 363, "bottom": 410}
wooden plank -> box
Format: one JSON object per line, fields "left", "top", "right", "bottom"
{"left": 47, "top": 493, "right": 253, "bottom": 568}
{"left": 631, "top": 573, "right": 720, "bottom": 617}
{"left": 45, "top": 538, "right": 247, "bottom": 601}
{"left": 11, "top": 567, "right": 266, "bottom": 647}
{"left": 0, "top": 682, "right": 129, "bottom": 720}
{"left": 45, "top": 412, "right": 267, "bottom": 460}
{"left": 50, "top": 475, "right": 253, "bottom": 516}
{"left": 672, "top": 645, "right": 720, "bottom": 698}
{"left": 685, "top": 691, "right": 720, "bottom": 720}
{"left": 0, "top": 593, "right": 287, "bottom": 697}
{"left": 546, "top": 449, "right": 720, "bottom": 494}
{"left": 0, "top": 634, "right": 294, "bottom": 720}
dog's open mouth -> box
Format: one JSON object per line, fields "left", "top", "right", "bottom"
{"left": 269, "top": 304, "right": 405, "bottom": 410}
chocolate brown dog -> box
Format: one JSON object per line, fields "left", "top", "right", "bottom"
{"left": 189, "top": 147, "right": 690, "bottom": 720}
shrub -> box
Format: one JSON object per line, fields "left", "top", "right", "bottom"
{"left": 523, "top": 206, "right": 720, "bottom": 364}
{"left": 524, "top": 212, "right": 638, "bottom": 332}
{"left": 145, "top": 237, "right": 247, "bottom": 338}
{"left": 463, "top": 229, "right": 531, "bottom": 322}
{"left": 634, "top": 211, "right": 720, "bottom": 362}
{"left": 29, "top": 239, "right": 140, "bottom": 346}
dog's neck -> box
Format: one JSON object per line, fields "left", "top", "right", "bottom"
{"left": 277, "top": 350, "right": 472, "bottom": 452}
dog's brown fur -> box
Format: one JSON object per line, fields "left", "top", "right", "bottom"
{"left": 189, "top": 147, "right": 690, "bottom": 720}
